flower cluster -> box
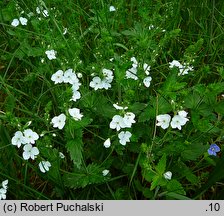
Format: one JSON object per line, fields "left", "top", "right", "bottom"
{"left": 169, "top": 60, "right": 193, "bottom": 76}
{"left": 105, "top": 105, "right": 136, "bottom": 146}
{"left": 11, "top": 17, "right": 28, "bottom": 27}
{"left": 156, "top": 111, "right": 189, "bottom": 130}
{"left": 11, "top": 129, "right": 51, "bottom": 173}
{"left": 90, "top": 69, "right": 114, "bottom": 90}
{"left": 126, "top": 57, "right": 152, "bottom": 87}
{"left": 0, "top": 180, "right": 8, "bottom": 200}
{"left": 11, "top": 129, "right": 40, "bottom": 160}
{"left": 36, "top": 7, "right": 49, "bottom": 17}
{"left": 45, "top": 50, "right": 57, "bottom": 60}
{"left": 51, "top": 68, "right": 82, "bottom": 101}
{"left": 51, "top": 108, "right": 83, "bottom": 130}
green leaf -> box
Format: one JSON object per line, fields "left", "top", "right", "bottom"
{"left": 214, "top": 101, "right": 224, "bottom": 115}
{"left": 155, "top": 154, "right": 167, "bottom": 175}
{"left": 194, "top": 154, "right": 224, "bottom": 199}
{"left": 63, "top": 163, "right": 106, "bottom": 189}
{"left": 138, "top": 105, "right": 154, "bottom": 122}
{"left": 166, "top": 192, "right": 191, "bottom": 200}
{"left": 150, "top": 175, "right": 161, "bottom": 190}
{"left": 167, "top": 180, "right": 186, "bottom": 195}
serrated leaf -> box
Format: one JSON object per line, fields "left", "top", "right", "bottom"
{"left": 138, "top": 105, "right": 154, "bottom": 122}
{"left": 63, "top": 163, "right": 106, "bottom": 189}
{"left": 150, "top": 175, "right": 161, "bottom": 190}
{"left": 155, "top": 154, "right": 167, "bottom": 175}
{"left": 66, "top": 139, "right": 83, "bottom": 168}
{"left": 167, "top": 179, "right": 186, "bottom": 195}
{"left": 166, "top": 192, "right": 191, "bottom": 200}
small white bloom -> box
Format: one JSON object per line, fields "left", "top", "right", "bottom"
{"left": 42, "top": 10, "right": 49, "bottom": 17}
{"left": 77, "top": 73, "right": 82, "bottom": 78}
{"left": 70, "top": 90, "right": 81, "bottom": 102}
{"left": 2, "top": 180, "right": 8, "bottom": 190}
{"left": 11, "top": 131, "right": 26, "bottom": 148}
{"left": 123, "top": 112, "right": 136, "bottom": 127}
{"left": 102, "top": 169, "right": 110, "bottom": 176}
{"left": 170, "top": 114, "right": 188, "bottom": 130}
{"left": 19, "top": 17, "right": 28, "bottom": 25}
{"left": 23, "top": 129, "right": 39, "bottom": 144}
{"left": 36, "top": 7, "right": 41, "bottom": 14}
{"left": 0, "top": 188, "right": 6, "bottom": 200}
{"left": 109, "top": 115, "right": 126, "bottom": 131}
{"left": 143, "top": 76, "right": 152, "bottom": 88}
{"left": 143, "top": 63, "right": 151, "bottom": 75}
{"left": 89, "top": 77, "right": 103, "bottom": 90}
{"left": 45, "top": 50, "right": 57, "bottom": 60}
{"left": 51, "top": 113, "right": 66, "bottom": 129}
{"left": 109, "top": 6, "right": 116, "bottom": 12}
{"left": 149, "top": 25, "right": 154, "bottom": 30}
{"left": 51, "top": 70, "right": 64, "bottom": 84}
{"left": 178, "top": 110, "right": 188, "bottom": 118}
{"left": 39, "top": 161, "right": 51, "bottom": 173}
{"left": 118, "top": 131, "right": 132, "bottom": 145}
{"left": 104, "top": 138, "right": 111, "bottom": 148}
{"left": 113, "top": 103, "right": 128, "bottom": 110}
{"left": 63, "top": 69, "right": 78, "bottom": 84}
{"left": 11, "top": 19, "right": 20, "bottom": 27}
{"left": 130, "top": 57, "right": 138, "bottom": 66}
{"left": 68, "top": 108, "right": 83, "bottom": 121}
{"left": 156, "top": 114, "right": 171, "bottom": 129}
{"left": 23, "top": 144, "right": 39, "bottom": 160}
{"left": 169, "top": 60, "right": 182, "bottom": 68}
{"left": 101, "top": 79, "right": 111, "bottom": 89}
{"left": 126, "top": 67, "right": 138, "bottom": 80}
{"left": 59, "top": 152, "right": 65, "bottom": 159}
{"left": 63, "top": 28, "right": 68, "bottom": 35}
{"left": 164, "top": 171, "right": 172, "bottom": 180}
{"left": 102, "top": 69, "right": 114, "bottom": 82}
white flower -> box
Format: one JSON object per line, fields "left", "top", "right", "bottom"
{"left": 102, "top": 69, "right": 114, "bottom": 82}
{"left": 77, "top": 73, "right": 82, "bottom": 78}
{"left": 42, "top": 10, "right": 49, "bottom": 17}
{"left": 45, "top": 50, "right": 56, "bottom": 60}
{"left": 11, "top": 131, "right": 26, "bottom": 148}
{"left": 113, "top": 103, "right": 128, "bottom": 110}
{"left": 178, "top": 110, "right": 188, "bottom": 118}
{"left": 89, "top": 77, "right": 103, "bottom": 90}
{"left": 23, "top": 144, "right": 39, "bottom": 160}
{"left": 109, "top": 6, "right": 116, "bottom": 12}
{"left": 164, "top": 171, "right": 172, "bottom": 180}
{"left": 118, "top": 131, "right": 132, "bottom": 145}
{"left": 130, "top": 57, "right": 138, "bottom": 67}
{"left": 51, "top": 70, "right": 64, "bottom": 84}
{"left": 63, "top": 69, "right": 78, "bottom": 84}
{"left": 68, "top": 108, "right": 83, "bottom": 120}
{"left": 156, "top": 114, "right": 171, "bottom": 129}
{"left": 178, "top": 64, "right": 194, "bottom": 76}
{"left": 70, "top": 90, "right": 81, "bottom": 102}
{"left": 101, "top": 79, "right": 111, "bottom": 89}
{"left": 170, "top": 113, "right": 189, "bottom": 130}
{"left": 104, "top": 138, "right": 111, "bottom": 148}
{"left": 51, "top": 114, "right": 66, "bottom": 129}
{"left": 19, "top": 17, "right": 28, "bottom": 25}
{"left": 109, "top": 115, "right": 126, "bottom": 131}
{"left": 36, "top": 7, "right": 41, "bottom": 14}
{"left": 143, "top": 76, "right": 152, "bottom": 87}
{"left": 126, "top": 67, "right": 138, "bottom": 80}
{"left": 63, "top": 28, "right": 68, "bottom": 35}
{"left": 148, "top": 25, "right": 155, "bottom": 30}
{"left": 23, "top": 129, "right": 39, "bottom": 144}
{"left": 59, "top": 152, "right": 65, "bottom": 159}
{"left": 11, "top": 18, "right": 20, "bottom": 27}
{"left": 2, "top": 180, "right": 8, "bottom": 190}
{"left": 169, "top": 60, "right": 182, "bottom": 68}
{"left": 39, "top": 161, "right": 51, "bottom": 173}
{"left": 123, "top": 112, "right": 136, "bottom": 127}
{"left": 143, "top": 63, "right": 151, "bottom": 75}
{"left": 0, "top": 188, "right": 6, "bottom": 200}
{"left": 102, "top": 169, "right": 110, "bottom": 176}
